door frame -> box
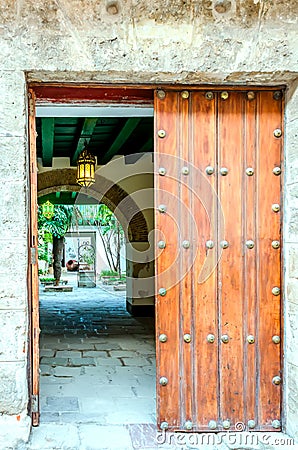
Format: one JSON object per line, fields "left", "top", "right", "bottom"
{"left": 28, "top": 83, "right": 285, "bottom": 428}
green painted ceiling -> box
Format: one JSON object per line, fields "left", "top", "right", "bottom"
{"left": 36, "top": 116, "right": 153, "bottom": 167}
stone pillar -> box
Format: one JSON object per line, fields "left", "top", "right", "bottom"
{"left": 126, "top": 241, "right": 155, "bottom": 316}
{"left": 284, "top": 80, "right": 298, "bottom": 440}
{"left": 0, "top": 71, "right": 31, "bottom": 445}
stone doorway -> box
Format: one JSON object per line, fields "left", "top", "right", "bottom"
{"left": 28, "top": 86, "right": 156, "bottom": 429}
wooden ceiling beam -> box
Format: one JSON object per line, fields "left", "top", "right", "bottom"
{"left": 71, "top": 118, "right": 98, "bottom": 166}
{"left": 41, "top": 118, "right": 55, "bottom": 167}
{"left": 101, "top": 118, "right": 142, "bottom": 165}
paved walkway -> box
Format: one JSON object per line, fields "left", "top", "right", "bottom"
{"left": 26, "top": 274, "right": 297, "bottom": 449}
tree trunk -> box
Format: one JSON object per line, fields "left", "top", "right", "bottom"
{"left": 52, "top": 236, "right": 64, "bottom": 285}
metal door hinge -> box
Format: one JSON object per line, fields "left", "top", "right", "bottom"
{"left": 31, "top": 394, "right": 39, "bottom": 413}
{"left": 30, "top": 247, "right": 37, "bottom": 265}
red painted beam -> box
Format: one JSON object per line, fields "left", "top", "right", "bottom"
{"left": 32, "top": 85, "right": 154, "bottom": 104}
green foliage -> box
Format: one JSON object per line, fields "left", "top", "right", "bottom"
{"left": 100, "top": 269, "right": 118, "bottom": 277}
{"left": 38, "top": 205, "right": 73, "bottom": 238}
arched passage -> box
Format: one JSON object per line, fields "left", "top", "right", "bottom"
{"left": 37, "top": 168, "right": 149, "bottom": 243}
{"left": 37, "top": 168, "right": 154, "bottom": 314}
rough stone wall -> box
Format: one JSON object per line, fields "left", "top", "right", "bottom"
{"left": 0, "top": 0, "right": 297, "bottom": 446}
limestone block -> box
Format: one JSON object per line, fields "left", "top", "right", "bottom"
{"left": 0, "top": 413, "right": 31, "bottom": 450}
{"left": 0, "top": 71, "right": 27, "bottom": 137}
{"left": 0, "top": 310, "right": 27, "bottom": 362}
{"left": 0, "top": 361, "right": 28, "bottom": 414}
{"left": 0, "top": 182, "right": 28, "bottom": 241}
{"left": 0, "top": 137, "right": 27, "bottom": 182}
{"left": 286, "top": 245, "right": 298, "bottom": 280}
{"left": 0, "top": 238, "right": 28, "bottom": 277}
{"left": 0, "top": 273, "right": 27, "bottom": 310}
{"left": 285, "top": 362, "right": 298, "bottom": 440}
{"left": 287, "top": 207, "right": 298, "bottom": 242}
{"left": 286, "top": 278, "right": 298, "bottom": 306}
{"left": 284, "top": 299, "right": 298, "bottom": 366}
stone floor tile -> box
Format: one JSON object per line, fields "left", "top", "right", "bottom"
{"left": 69, "top": 357, "right": 96, "bottom": 367}
{"left": 82, "top": 350, "right": 108, "bottom": 357}
{"left": 109, "top": 350, "right": 138, "bottom": 358}
{"left": 95, "top": 356, "right": 122, "bottom": 366}
{"left": 121, "top": 356, "right": 153, "bottom": 366}
{"left": 40, "top": 349, "right": 55, "bottom": 357}
{"left": 56, "top": 350, "right": 82, "bottom": 358}
{"left": 28, "top": 424, "right": 80, "bottom": 449}
{"left": 41, "top": 357, "right": 69, "bottom": 366}
{"left": 43, "top": 396, "right": 79, "bottom": 412}
{"left": 52, "top": 366, "right": 83, "bottom": 377}
{"left": 78, "top": 424, "right": 133, "bottom": 450}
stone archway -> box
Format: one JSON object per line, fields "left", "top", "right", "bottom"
{"left": 38, "top": 168, "right": 154, "bottom": 314}
{"left": 37, "top": 168, "right": 149, "bottom": 243}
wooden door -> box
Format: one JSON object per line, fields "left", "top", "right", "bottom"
{"left": 155, "top": 89, "right": 283, "bottom": 432}
{"left": 28, "top": 89, "right": 40, "bottom": 426}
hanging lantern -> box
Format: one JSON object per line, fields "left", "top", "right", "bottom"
{"left": 76, "top": 144, "right": 96, "bottom": 187}
{"left": 42, "top": 200, "right": 55, "bottom": 219}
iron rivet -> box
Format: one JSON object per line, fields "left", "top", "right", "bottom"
{"left": 157, "top": 90, "right": 166, "bottom": 100}
{"left": 158, "top": 129, "right": 166, "bottom": 138}
{"left": 247, "top": 91, "right": 255, "bottom": 101}
{"left": 273, "top": 128, "right": 282, "bottom": 138}
{"left": 160, "top": 421, "right": 169, "bottom": 430}
{"left": 159, "top": 334, "right": 168, "bottom": 343}
{"left": 272, "top": 240, "right": 280, "bottom": 249}
{"left": 206, "top": 240, "right": 214, "bottom": 249}
{"left": 222, "top": 420, "right": 231, "bottom": 429}
{"left": 184, "top": 333, "right": 192, "bottom": 343}
{"left": 247, "top": 335, "right": 255, "bottom": 344}
{"left": 220, "top": 167, "right": 229, "bottom": 176}
{"left": 272, "top": 335, "right": 281, "bottom": 344}
{"left": 272, "top": 376, "right": 281, "bottom": 385}
{"left": 207, "top": 334, "right": 215, "bottom": 343}
{"left": 159, "top": 288, "right": 167, "bottom": 297}
{"left": 220, "top": 240, "right": 229, "bottom": 249}
{"left": 273, "top": 91, "right": 282, "bottom": 101}
{"left": 272, "top": 203, "right": 280, "bottom": 213}
{"left": 181, "top": 90, "right": 189, "bottom": 99}
{"left": 182, "top": 166, "right": 189, "bottom": 175}
{"left": 221, "top": 334, "right": 229, "bottom": 344}
{"left": 159, "top": 376, "right": 168, "bottom": 386}
{"left": 221, "top": 91, "right": 229, "bottom": 100}
{"left": 246, "top": 240, "right": 255, "bottom": 249}
{"left": 248, "top": 419, "right": 256, "bottom": 429}
{"left": 159, "top": 167, "right": 167, "bottom": 176}
{"left": 182, "top": 240, "right": 190, "bottom": 249}
{"left": 158, "top": 240, "right": 166, "bottom": 249}
{"left": 272, "top": 419, "right": 281, "bottom": 429}
{"left": 208, "top": 420, "right": 217, "bottom": 430}
{"left": 205, "top": 91, "right": 214, "bottom": 100}
{"left": 158, "top": 204, "right": 167, "bottom": 213}
{"left": 272, "top": 287, "right": 280, "bottom": 296}
{"left": 273, "top": 166, "right": 281, "bottom": 176}
{"left": 246, "top": 167, "right": 254, "bottom": 176}
{"left": 184, "top": 420, "right": 193, "bottom": 430}
{"left": 206, "top": 166, "right": 214, "bottom": 175}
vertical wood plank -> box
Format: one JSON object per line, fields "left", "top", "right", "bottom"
{"left": 178, "top": 92, "right": 194, "bottom": 427}
{"left": 28, "top": 88, "right": 40, "bottom": 426}
{"left": 192, "top": 91, "right": 219, "bottom": 429}
{"left": 155, "top": 91, "right": 181, "bottom": 429}
{"left": 257, "top": 91, "right": 282, "bottom": 428}
{"left": 218, "top": 91, "right": 244, "bottom": 427}
{"left": 243, "top": 93, "right": 258, "bottom": 427}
